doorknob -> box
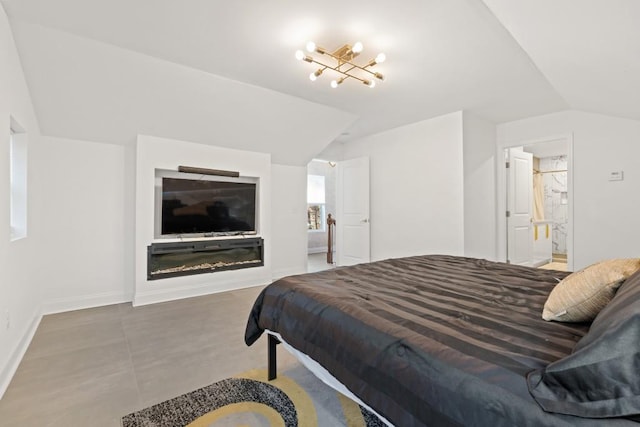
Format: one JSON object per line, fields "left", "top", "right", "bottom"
{"left": 361, "top": 218, "right": 369, "bottom": 223}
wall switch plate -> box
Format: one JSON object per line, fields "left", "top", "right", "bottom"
{"left": 609, "top": 171, "right": 624, "bottom": 181}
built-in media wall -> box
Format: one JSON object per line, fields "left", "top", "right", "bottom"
{"left": 135, "top": 134, "right": 272, "bottom": 306}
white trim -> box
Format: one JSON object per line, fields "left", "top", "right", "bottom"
{"left": 41, "top": 291, "right": 133, "bottom": 315}
{"left": 133, "top": 278, "right": 267, "bottom": 307}
{"left": 531, "top": 258, "right": 552, "bottom": 268}
{"left": 0, "top": 311, "right": 42, "bottom": 400}
{"left": 495, "top": 133, "right": 574, "bottom": 271}
{"left": 307, "top": 246, "right": 328, "bottom": 254}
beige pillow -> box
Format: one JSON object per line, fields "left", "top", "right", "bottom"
{"left": 542, "top": 258, "right": 640, "bottom": 322}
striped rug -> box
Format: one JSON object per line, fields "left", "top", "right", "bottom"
{"left": 122, "top": 364, "right": 385, "bottom": 426}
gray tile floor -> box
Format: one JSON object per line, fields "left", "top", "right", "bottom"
{"left": 0, "top": 285, "right": 298, "bottom": 426}
{"left": 539, "top": 261, "right": 568, "bottom": 271}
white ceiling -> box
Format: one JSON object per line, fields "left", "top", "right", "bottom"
{"left": 2, "top": 0, "right": 638, "bottom": 165}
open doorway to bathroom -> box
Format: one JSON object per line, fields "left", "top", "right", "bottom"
{"left": 533, "top": 150, "right": 569, "bottom": 271}
{"left": 503, "top": 136, "right": 572, "bottom": 272}
{"left": 306, "top": 159, "right": 337, "bottom": 273}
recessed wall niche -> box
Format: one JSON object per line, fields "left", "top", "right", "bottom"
{"left": 134, "top": 134, "right": 272, "bottom": 306}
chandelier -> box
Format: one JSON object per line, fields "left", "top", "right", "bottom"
{"left": 295, "top": 41, "right": 386, "bottom": 88}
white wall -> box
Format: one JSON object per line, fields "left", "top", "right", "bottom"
{"left": 31, "top": 136, "right": 132, "bottom": 313}
{"left": 134, "top": 135, "right": 272, "bottom": 305}
{"left": 498, "top": 111, "right": 640, "bottom": 269}
{"left": 315, "top": 141, "right": 344, "bottom": 163}
{"left": 0, "top": 5, "right": 42, "bottom": 398}
{"left": 343, "top": 111, "right": 465, "bottom": 261}
{"left": 462, "top": 112, "right": 497, "bottom": 260}
{"left": 271, "top": 164, "right": 307, "bottom": 279}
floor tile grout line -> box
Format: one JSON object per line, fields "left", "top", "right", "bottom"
{"left": 120, "top": 308, "right": 144, "bottom": 418}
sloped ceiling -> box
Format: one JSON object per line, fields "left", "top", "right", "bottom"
{"left": 8, "top": 21, "right": 356, "bottom": 165}
{"left": 1, "top": 0, "right": 638, "bottom": 165}
{"left": 482, "top": 0, "right": 640, "bottom": 122}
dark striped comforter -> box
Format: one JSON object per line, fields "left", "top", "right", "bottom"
{"left": 244, "top": 255, "right": 637, "bottom": 426}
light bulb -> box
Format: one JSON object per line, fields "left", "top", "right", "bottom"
{"left": 306, "top": 41, "right": 316, "bottom": 53}
{"left": 368, "top": 80, "right": 376, "bottom": 88}
{"left": 352, "top": 41, "right": 363, "bottom": 53}
{"left": 375, "top": 53, "right": 386, "bottom": 64}
{"left": 331, "top": 80, "right": 338, "bottom": 88}
{"left": 295, "top": 50, "right": 304, "bottom": 61}
{"left": 309, "top": 72, "right": 317, "bottom": 81}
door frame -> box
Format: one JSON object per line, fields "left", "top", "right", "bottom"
{"left": 495, "top": 133, "right": 574, "bottom": 271}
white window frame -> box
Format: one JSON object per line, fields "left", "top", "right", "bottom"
{"left": 9, "top": 118, "right": 27, "bottom": 241}
{"left": 307, "top": 174, "right": 326, "bottom": 232}
{"left": 307, "top": 203, "right": 326, "bottom": 232}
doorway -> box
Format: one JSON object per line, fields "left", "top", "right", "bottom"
{"left": 306, "top": 159, "right": 337, "bottom": 273}
{"left": 305, "top": 156, "right": 371, "bottom": 271}
{"left": 499, "top": 136, "right": 573, "bottom": 271}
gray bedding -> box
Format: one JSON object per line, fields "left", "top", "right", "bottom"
{"left": 245, "top": 255, "right": 638, "bottom": 426}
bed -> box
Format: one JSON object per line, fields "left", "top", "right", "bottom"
{"left": 245, "top": 255, "right": 640, "bottom": 426}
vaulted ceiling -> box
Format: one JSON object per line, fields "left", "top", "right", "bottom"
{"left": 2, "top": 0, "right": 638, "bottom": 165}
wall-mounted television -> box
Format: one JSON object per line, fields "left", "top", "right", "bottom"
{"left": 155, "top": 170, "right": 258, "bottom": 238}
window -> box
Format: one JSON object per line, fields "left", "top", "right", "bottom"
{"left": 307, "top": 175, "right": 326, "bottom": 231}
{"left": 9, "top": 118, "right": 27, "bottom": 241}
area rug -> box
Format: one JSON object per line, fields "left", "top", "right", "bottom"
{"left": 122, "top": 365, "right": 386, "bottom": 426}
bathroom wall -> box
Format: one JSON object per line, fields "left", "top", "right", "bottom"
{"left": 540, "top": 155, "right": 568, "bottom": 255}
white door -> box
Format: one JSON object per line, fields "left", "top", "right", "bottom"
{"left": 336, "top": 157, "right": 370, "bottom": 266}
{"left": 507, "top": 148, "right": 533, "bottom": 265}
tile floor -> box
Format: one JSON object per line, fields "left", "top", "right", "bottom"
{"left": 0, "top": 252, "right": 335, "bottom": 426}
{"left": 0, "top": 286, "right": 298, "bottom": 426}
{"left": 0, "top": 254, "right": 567, "bottom": 426}
{"left": 538, "top": 261, "right": 568, "bottom": 271}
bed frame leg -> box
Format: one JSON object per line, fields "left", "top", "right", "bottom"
{"left": 268, "top": 334, "right": 280, "bottom": 381}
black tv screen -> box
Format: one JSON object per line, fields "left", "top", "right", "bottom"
{"left": 161, "top": 177, "right": 256, "bottom": 236}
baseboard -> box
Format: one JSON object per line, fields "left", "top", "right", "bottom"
{"left": 307, "top": 247, "right": 328, "bottom": 255}
{"left": 0, "top": 310, "right": 42, "bottom": 400}
{"left": 531, "top": 258, "right": 552, "bottom": 268}
{"left": 133, "top": 278, "right": 269, "bottom": 307}
{"left": 41, "top": 291, "right": 133, "bottom": 315}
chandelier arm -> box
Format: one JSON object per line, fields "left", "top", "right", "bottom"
{"left": 339, "top": 64, "right": 357, "bottom": 74}
{"left": 341, "top": 61, "right": 378, "bottom": 77}
{"left": 309, "top": 58, "right": 369, "bottom": 83}
{"left": 319, "top": 51, "right": 379, "bottom": 77}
